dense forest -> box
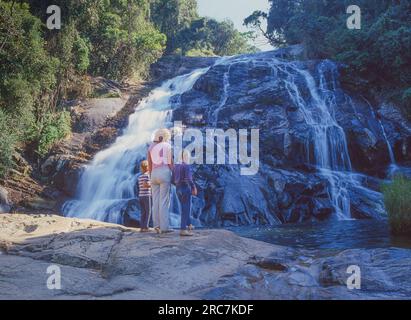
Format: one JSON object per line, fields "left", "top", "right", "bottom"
{"left": 245, "top": 0, "right": 411, "bottom": 118}
{"left": 0, "top": 0, "right": 257, "bottom": 178}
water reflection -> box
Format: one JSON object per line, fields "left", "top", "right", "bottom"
{"left": 230, "top": 220, "right": 411, "bottom": 250}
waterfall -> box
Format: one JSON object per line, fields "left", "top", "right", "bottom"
{"left": 268, "top": 59, "right": 354, "bottom": 218}
{"left": 62, "top": 52, "right": 388, "bottom": 225}
{"left": 361, "top": 98, "right": 398, "bottom": 177}
{"left": 62, "top": 67, "right": 210, "bottom": 224}
{"left": 210, "top": 65, "right": 232, "bottom": 126}
{"left": 362, "top": 99, "right": 396, "bottom": 165}
{"left": 380, "top": 121, "right": 396, "bottom": 165}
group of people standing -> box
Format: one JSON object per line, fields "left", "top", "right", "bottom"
{"left": 137, "top": 128, "right": 197, "bottom": 236}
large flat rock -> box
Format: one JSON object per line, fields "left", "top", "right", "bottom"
{"left": 0, "top": 214, "right": 410, "bottom": 300}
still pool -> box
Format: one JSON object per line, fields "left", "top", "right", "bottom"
{"left": 229, "top": 220, "right": 411, "bottom": 250}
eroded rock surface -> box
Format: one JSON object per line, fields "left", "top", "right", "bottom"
{"left": 172, "top": 50, "right": 411, "bottom": 225}
{"left": 1, "top": 214, "right": 410, "bottom": 300}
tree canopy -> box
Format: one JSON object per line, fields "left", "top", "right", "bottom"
{"left": 245, "top": 0, "right": 411, "bottom": 116}
{"left": 0, "top": 0, "right": 258, "bottom": 177}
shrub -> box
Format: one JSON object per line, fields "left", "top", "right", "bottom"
{"left": 36, "top": 110, "right": 72, "bottom": 157}
{"left": 0, "top": 110, "right": 18, "bottom": 178}
{"left": 382, "top": 176, "right": 411, "bottom": 235}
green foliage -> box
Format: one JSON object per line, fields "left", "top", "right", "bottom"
{"left": 177, "top": 18, "right": 259, "bottom": 56}
{"left": 151, "top": 0, "right": 198, "bottom": 53}
{"left": 73, "top": 35, "right": 90, "bottom": 73}
{"left": 35, "top": 111, "right": 71, "bottom": 158}
{"left": 27, "top": 0, "right": 167, "bottom": 82}
{"left": 0, "top": 2, "right": 69, "bottom": 176}
{"left": 0, "top": 110, "right": 19, "bottom": 177}
{"left": 185, "top": 47, "right": 216, "bottom": 57}
{"left": 246, "top": 0, "right": 411, "bottom": 116}
{"left": 383, "top": 176, "right": 411, "bottom": 235}
{"left": 0, "top": 0, "right": 255, "bottom": 177}
{"left": 151, "top": 0, "right": 257, "bottom": 56}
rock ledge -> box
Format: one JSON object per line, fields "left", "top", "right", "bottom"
{"left": 0, "top": 214, "right": 410, "bottom": 300}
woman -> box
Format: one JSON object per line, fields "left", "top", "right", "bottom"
{"left": 147, "top": 128, "right": 173, "bottom": 234}
{"left": 174, "top": 150, "right": 197, "bottom": 236}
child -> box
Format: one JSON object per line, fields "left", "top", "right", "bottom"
{"left": 138, "top": 160, "right": 151, "bottom": 232}
{"left": 173, "top": 150, "right": 197, "bottom": 236}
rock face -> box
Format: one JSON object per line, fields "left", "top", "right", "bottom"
{"left": 171, "top": 50, "right": 411, "bottom": 226}
{"left": 1, "top": 214, "right": 410, "bottom": 300}
{"left": 0, "top": 186, "right": 10, "bottom": 213}
{"left": 40, "top": 81, "right": 155, "bottom": 199}
{"left": 56, "top": 49, "right": 411, "bottom": 227}
{"left": 150, "top": 55, "right": 219, "bottom": 82}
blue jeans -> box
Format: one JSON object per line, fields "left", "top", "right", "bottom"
{"left": 176, "top": 184, "right": 192, "bottom": 230}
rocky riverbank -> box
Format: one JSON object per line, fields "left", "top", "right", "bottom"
{"left": 1, "top": 214, "right": 410, "bottom": 300}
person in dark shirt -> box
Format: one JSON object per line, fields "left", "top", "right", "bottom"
{"left": 173, "top": 150, "right": 197, "bottom": 236}
{"left": 138, "top": 160, "right": 151, "bottom": 232}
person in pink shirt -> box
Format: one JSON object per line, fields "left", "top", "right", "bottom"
{"left": 147, "top": 128, "right": 173, "bottom": 234}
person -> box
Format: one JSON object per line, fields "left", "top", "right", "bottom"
{"left": 147, "top": 128, "right": 173, "bottom": 234}
{"left": 173, "top": 150, "right": 197, "bottom": 237}
{"left": 138, "top": 160, "right": 151, "bottom": 232}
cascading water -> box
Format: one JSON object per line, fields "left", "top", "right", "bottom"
{"left": 362, "top": 98, "right": 400, "bottom": 178}
{"left": 63, "top": 67, "right": 210, "bottom": 224}
{"left": 210, "top": 65, "right": 232, "bottom": 126}
{"left": 63, "top": 52, "right": 388, "bottom": 225}
{"left": 269, "top": 59, "right": 355, "bottom": 219}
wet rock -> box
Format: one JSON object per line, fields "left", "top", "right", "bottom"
{"left": 311, "top": 198, "right": 334, "bottom": 220}
{"left": 378, "top": 103, "right": 411, "bottom": 163}
{"left": 85, "top": 127, "right": 118, "bottom": 153}
{"left": 203, "top": 246, "right": 411, "bottom": 300}
{"left": 248, "top": 256, "right": 288, "bottom": 271}
{"left": 151, "top": 55, "right": 219, "bottom": 82}
{"left": 171, "top": 51, "right": 411, "bottom": 225}
{"left": 41, "top": 154, "right": 85, "bottom": 197}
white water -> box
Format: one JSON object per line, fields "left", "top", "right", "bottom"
{"left": 363, "top": 99, "right": 397, "bottom": 165}
{"left": 63, "top": 67, "right": 210, "bottom": 224}
{"left": 63, "top": 53, "right": 387, "bottom": 224}
{"left": 210, "top": 65, "right": 232, "bottom": 126}
{"left": 270, "top": 59, "right": 355, "bottom": 219}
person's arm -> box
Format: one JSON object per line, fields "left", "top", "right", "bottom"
{"left": 144, "top": 174, "right": 151, "bottom": 188}
{"left": 186, "top": 165, "right": 197, "bottom": 196}
{"left": 147, "top": 150, "right": 153, "bottom": 174}
{"left": 167, "top": 143, "right": 173, "bottom": 171}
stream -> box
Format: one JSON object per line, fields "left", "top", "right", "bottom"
{"left": 230, "top": 220, "right": 411, "bottom": 250}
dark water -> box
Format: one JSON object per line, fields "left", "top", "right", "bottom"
{"left": 229, "top": 220, "right": 411, "bottom": 250}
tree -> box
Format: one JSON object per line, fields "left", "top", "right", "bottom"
{"left": 150, "top": 0, "right": 198, "bottom": 53}
{"left": 177, "top": 18, "right": 259, "bottom": 56}
{"left": 245, "top": 0, "right": 411, "bottom": 117}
